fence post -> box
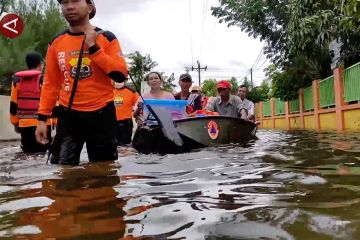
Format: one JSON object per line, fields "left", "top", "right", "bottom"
{"left": 299, "top": 88, "right": 305, "bottom": 128}
{"left": 312, "top": 80, "right": 320, "bottom": 130}
{"left": 259, "top": 101, "right": 264, "bottom": 128}
{"left": 333, "top": 66, "right": 345, "bottom": 131}
{"left": 285, "top": 101, "right": 290, "bottom": 130}
{"left": 270, "top": 98, "right": 275, "bottom": 128}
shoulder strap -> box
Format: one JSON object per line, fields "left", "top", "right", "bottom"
{"left": 68, "top": 37, "right": 86, "bottom": 110}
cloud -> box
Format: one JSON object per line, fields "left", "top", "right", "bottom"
{"left": 94, "top": 0, "right": 152, "bottom": 14}
{"left": 91, "top": 0, "right": 267, "bottom": 85}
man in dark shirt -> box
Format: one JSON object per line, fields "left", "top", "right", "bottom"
{"left": 174, "top": 73, "right": 202, "bottom": 113}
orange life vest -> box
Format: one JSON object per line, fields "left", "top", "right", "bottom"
{"left": 15, "top": 70, "right": 41, "bottom": 119}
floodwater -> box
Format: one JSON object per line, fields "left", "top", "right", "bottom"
{"left": 1, "top": 130, "right": 360, "bottom": 240}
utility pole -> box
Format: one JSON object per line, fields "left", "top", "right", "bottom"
{"left": 185, "top": 60, "right": 207, "bottom": 86}
{"left": 250, "top": 68, "right": 253, "bottom": 88}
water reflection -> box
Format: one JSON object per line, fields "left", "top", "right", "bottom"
{"left": 0, "top": 130, "right": 360, "bottom": 239}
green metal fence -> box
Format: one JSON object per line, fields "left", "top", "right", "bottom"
{"left": 319, "top": 76, "right": 335, "bottom": 108}
{"left": 344, "top": 62, "right": 360, "bottom": 103}
{"left": 289, "top": 98, "right": 300, "bottom": 113}
{"left": 263, "top": 101, "right": 271, "bottom": 117}
{"left": 303, "top": 86, "right": 314, "bottom": 111}
{"left": 275, "top": 99, "right": 285, "bottom": 115}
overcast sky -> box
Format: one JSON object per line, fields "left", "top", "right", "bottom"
{"left": 91, "top": 0, "right": 268, "bottom": 86}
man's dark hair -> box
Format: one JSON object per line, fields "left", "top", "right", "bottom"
{"left": 239, "top": 85, "right": 248, "bottom": 89}
{"left": 25, "top": 52, "right": 42, "bottom": 69}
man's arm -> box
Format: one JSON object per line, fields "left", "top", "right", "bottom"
{"left": 88, "top": 32, "right": 128, "bottom": 83}
{"left": 205, "top": 97, "right": 216, "bottom": 112}
{"left": 37, "top": 44, "right": 62, "bottom": 121}
{"left": 248, "top": 101, "right": 255, "bottom": 119}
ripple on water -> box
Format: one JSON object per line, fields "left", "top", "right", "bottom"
{"left": 0, "top": 130, "right": 360, "bottom": 239}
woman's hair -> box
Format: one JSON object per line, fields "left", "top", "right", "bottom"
{"left": 146, "top": 71, "right": 162, "bottom": 82}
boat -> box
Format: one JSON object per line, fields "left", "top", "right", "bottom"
{"left": 132, "top": 115, "right": 257, "bottom": 154}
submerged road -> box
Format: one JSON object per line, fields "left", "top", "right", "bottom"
{"left": 1, "top": 130, "right": 360, "bottom": 239}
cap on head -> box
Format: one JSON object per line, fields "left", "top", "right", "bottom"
{"left": 217, "top": 80, "right": 232, "bottom": 89}
{"left": 179, "top": 73, "right": 192, "bottom": 82}
{"left": 57, "top": 0, "right": 96, "bottom": 19}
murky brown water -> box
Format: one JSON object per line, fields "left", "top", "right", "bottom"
{"left": 1, "top": 130, "right": 360, "bottom": 239}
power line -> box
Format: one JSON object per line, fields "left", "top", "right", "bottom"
{"left": 256, "top": 58, "right": 269, "bottom": 71}
{"left": 200, "top": 0, "right": 209, "bottom": 61}
{"left": 188, "top": 0, "right": 194, "bottom": 65}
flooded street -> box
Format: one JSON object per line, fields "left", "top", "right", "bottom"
{"left": 1, "top": 130, "right": 360, "bottom": 239}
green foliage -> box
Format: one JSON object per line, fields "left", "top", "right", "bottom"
{"left": 250, "top": 81, "right": 271, "bottom": 103}
{"left": 268, "top": 56, "right": 322, "bottom": 101}
{"left": 0, "top": 0, "right": 66, "bottom": 95}
{"left": 202, "top": 79, "right": 217, "bottom": 97}
{"left": 0, "top": 0, "right": 14, "bottom": 15}
{"left": 228, "top": 76, "right": 239, "bottom": 95}
{"left": 211, "top": 0, "right": 360, "bottom": 100}
{"left": 162, "top": 73, "right": 176, "bottom": 92}
{"left": 128, "top": 51, "right": 158, "bottom": 90}
{"left": 239, "top": 77, "right": 269, "bottom": 102}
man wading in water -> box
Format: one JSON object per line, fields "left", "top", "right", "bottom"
{"left": 35, "top": 0, "right": 128, "bottom": 165}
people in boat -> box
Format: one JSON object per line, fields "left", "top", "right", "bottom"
{"left": 205, "top": 80, "right": 243, "bottom": 117}
{"left": 113, "top": 79, "right": 139, "bottom": 145}
{"left": 133, "top": 71, "right": 174, "bottom": 125}
{"left": 10, "top": 52, "right": 52, "bottom": 153}
{"left": 190, "top": 85, "right": 208, "bottom": 108}
{"left": 238, "top": 85, "right": 255, "bottom": 121}
{"left": 174, "top": 73, "right": 202, "bottom": 114}
{"left": 35, "top": 0, "right": 128, "bottom": 165}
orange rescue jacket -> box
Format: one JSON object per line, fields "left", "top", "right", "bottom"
{"left": 38, "top": 28, "right": 128, "bottom": 121}
{"left": 114, "top": 86, "right": 139, "bottom": 121}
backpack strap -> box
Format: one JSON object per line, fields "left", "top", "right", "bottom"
{"left": 68, "top": 37, "right": 86, "bottom": 110}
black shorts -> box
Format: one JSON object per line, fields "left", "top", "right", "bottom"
{"left": 20, "top": 126, "right": 52, "bottom": 153}
{"left": 50, "top": 102, "right": 118, "bottom": 165}
{"left": 116, "top": 119, "right": 133, "bottom": 145}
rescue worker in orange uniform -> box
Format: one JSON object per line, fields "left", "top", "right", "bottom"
{"left": 113, "top": 80, "right": 139, "bottom": 145}
{"left": 35, "top": 0, "right": 128, "bottom": 165}
{"left": 10, "top": 52, "right": 52, "bottom": 153}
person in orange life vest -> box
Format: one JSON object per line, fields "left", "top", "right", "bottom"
{"left": 35, "top": 0, "right": 128, "bottom": 165}
{"left": 10, "top": 52, "right": 52, "bottom": 153}
{"left": 113, "top": 80, "right": 139, "bottom": 145}
{"left": 174, "top": 73, "right": 202, "bottom": 114}
{"left": 190, "top": 85, "right": 209, "bottom": 108}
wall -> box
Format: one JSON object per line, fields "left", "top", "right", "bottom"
{"left": 256, "top": 65, "right": 360, "bottom": 132}
{"left": 0, "top": 95, "right": 20, "bottom": 140}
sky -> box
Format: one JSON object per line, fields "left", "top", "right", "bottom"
{"left": 91, "top": 0, "right": 269, "bottom": 87}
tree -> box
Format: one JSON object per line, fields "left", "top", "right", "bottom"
{"left": 211, "top": 0, "right": 360, "bottom": 100}
{"left": 229, "top": 76, "right": 239, "bottom": 95}
{"left": 202, "top": 79, "right": 217, "bottom": 97}
{"left": 0, "top": 0, "right": 13, "bottom": 15}
{"left": 128, "top": 51, "right": 158, "bottom": 90}
{"left": 212, "top": 0, "right": 291, "bottom": 68}
{"left": 249, "top": 80, "right": 270, "bottom": 103}
{"left": 0, "top": 0, "right": 67, "bottom": 95}
{"left": 162, "top": 72, "right": 176, "bottom": 92}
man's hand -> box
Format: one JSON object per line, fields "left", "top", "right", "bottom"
{"left": 14, "top": 125, "right": 20, "bottom": 134}
{"left": 35, "top": 121, "right": 49, "bottom": 145}
{"left": 85, "top": 29, "right": 97, "bottom": 47}
{"left": 137, "top": 101, "right": 144, "bottom": 111}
